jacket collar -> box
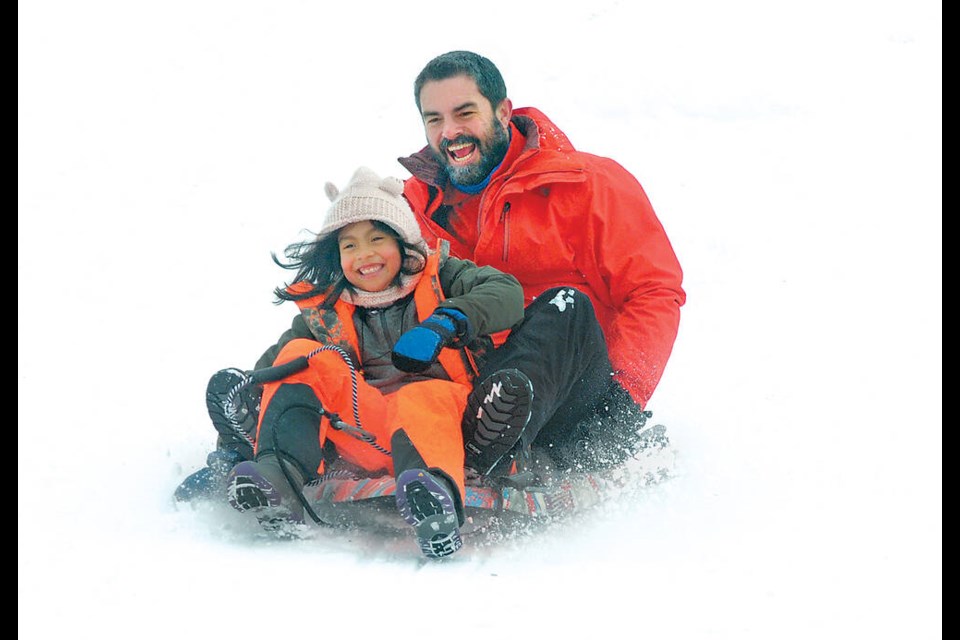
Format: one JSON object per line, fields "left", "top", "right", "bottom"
{"left": 398, "top": 106, "right": 574, "bottom": 188}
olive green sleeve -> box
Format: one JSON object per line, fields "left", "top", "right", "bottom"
{"left": 437, "top": 256, "right": 524, "bottom": 340}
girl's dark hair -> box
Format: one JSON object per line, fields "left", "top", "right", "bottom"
{"left": 272, "top": 220, "right": 427, "bottom": 307}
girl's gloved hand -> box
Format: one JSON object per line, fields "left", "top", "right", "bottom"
{"left": 391, "top": 308, "right": 469, "bottom": 373}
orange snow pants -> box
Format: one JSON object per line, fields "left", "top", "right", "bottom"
{"left": 255, "top": 339, "right": 468, "bottom": 499}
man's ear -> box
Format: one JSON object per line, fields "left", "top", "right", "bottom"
{"left": 495, "top": 98, "right": 513, "bottom": 128}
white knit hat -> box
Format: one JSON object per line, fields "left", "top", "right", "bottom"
{"left": 318, "top": 166, "right": 425, "bottom": 250}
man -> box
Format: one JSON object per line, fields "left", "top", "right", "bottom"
{"left": 400, "top": 51, "right": 686, "bottom": 475}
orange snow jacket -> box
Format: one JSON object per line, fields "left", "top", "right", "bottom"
{"left": 400, "top": 107, "right": 686, "bottom": 408}
{"left": 287, "top": 249, "right": 476, "bottom": 385}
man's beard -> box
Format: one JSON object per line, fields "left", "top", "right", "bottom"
{"left": 434, "top": 119, "right": 510, "bottom": 186}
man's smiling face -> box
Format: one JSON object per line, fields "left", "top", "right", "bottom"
{"left": 418, "top": 74, "right": 512, "bottom": 186}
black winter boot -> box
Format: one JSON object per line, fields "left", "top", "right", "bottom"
{"left": 174, "top": 448, "right": 246, "bottom": 502}
{"left": 463, "top": 369, "right": 534, "bottom": 476}
{"left": 226, "top": 454, "right": 306, "bottom": 537}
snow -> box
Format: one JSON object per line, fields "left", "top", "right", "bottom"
{"left": 19, "top": 1, "right": 940, "bottom": 639}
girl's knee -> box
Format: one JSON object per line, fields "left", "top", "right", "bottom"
{"left": 275, "top": 338, "right": 323, "bottom": 361}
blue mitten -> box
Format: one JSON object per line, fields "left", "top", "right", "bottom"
{"left": 392, "top": 308, "right": 470, "bottom": 373}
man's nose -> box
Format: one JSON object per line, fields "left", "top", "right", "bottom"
{"left": 441, "top": 122, "right": 464, "bottom": 142}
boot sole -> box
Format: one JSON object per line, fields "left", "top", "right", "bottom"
{"left": 227, "top": 461, "right": 305, "bottom": 535}
{"left": 395, "top": 469, "right": 462, "bottom": 558}
{"left": 464, "top": 369, "right": 534, "bottom": 476}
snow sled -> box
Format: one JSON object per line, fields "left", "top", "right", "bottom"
{"left": 300, "top": 422, "right": 677, "bottom": 534}
{"left": 199, "top": 353, "right": 679, "bottom": 536}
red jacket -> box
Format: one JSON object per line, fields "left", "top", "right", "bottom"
{"left": 400, "top": 107, "right": 685, "bottom": 407}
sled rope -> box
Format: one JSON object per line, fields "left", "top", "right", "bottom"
{"left": 301, "top": 345, "right": 390, "bottom": 456}
{"left": 222, "top": 372, "right": 256, "bottom": 450}
{"left": 216, "top": 345, "right": 390, "bottom": 527}
{"left": 222, "top": 345, "right": 390, "bottom": 456}
{"left": 218, "top": 344, "right": 394, "bottom": 527}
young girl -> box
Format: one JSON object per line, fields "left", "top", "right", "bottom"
{"left": 224, "top": 166, "right": 526, "bottom": 558}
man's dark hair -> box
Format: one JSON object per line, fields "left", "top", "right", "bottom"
{"left": 414, "top": 51, "right": 507, "bottom": 113}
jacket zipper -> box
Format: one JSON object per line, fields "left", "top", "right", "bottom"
{"left": 500, "top": 202, "right": 511, "bottom": 262}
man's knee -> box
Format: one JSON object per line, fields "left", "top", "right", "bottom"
{"left": 532, "top": 287, "right": 593, "bottom": 313}
{"left": 529, "top": 287, "right": 603, "bottom": 331}
{"left": 526, "top": 288, "right": 608, "bottom": 358}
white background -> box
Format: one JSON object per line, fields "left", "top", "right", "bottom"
{"left": 19, "top": 1, "right": 940, "bottom": 638}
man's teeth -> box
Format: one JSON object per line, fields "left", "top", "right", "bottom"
{"left": 448, "top": 142, "right": 474, "bottom": 160}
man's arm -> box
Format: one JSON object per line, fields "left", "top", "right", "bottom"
{"left": 579, "top": 158, "right": 686, "bottom": 407}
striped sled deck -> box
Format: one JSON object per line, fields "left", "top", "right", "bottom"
{"left": 303, "top": 424, "right": 677, "bottom": 534}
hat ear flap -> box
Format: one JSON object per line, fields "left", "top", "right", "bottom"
{"left": 324, "top": 182, "right": 339, "bottom": 202}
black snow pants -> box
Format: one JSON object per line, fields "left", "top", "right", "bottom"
{"left": 473, "top": 287, "right": 648, "bottom": 472}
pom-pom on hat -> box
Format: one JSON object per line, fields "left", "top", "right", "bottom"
{"left": 318, "top": 166, "right": 425, "bottom": 251}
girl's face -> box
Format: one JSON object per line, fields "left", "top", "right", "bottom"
{"left": 337, "top": 220, "right": 403, "bottom": 292}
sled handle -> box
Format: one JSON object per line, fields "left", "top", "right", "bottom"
{"left": 248, "top": 356, "right": 310, "bottom": 384}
